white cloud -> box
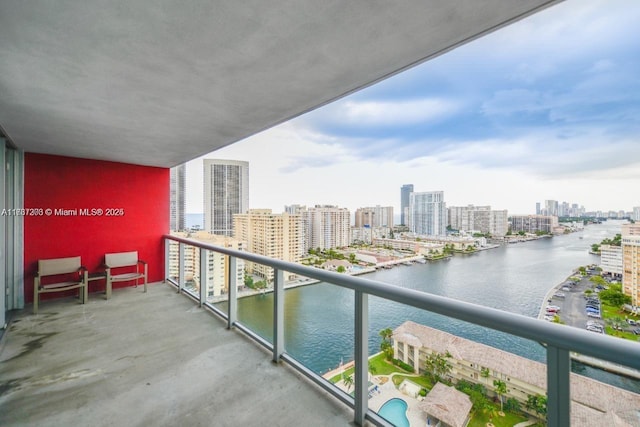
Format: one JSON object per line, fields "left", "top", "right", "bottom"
{"left": 340, "top": 98, "right": 460, "bottom": 126}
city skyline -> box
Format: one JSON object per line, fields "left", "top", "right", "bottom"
{"left": 185, "top": 0, "right": 639, "bottom": 216}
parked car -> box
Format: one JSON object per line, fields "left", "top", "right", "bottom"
{"left": 627, "top": 319, "right": 637, "bottom": 326}
{"left": 587, "top": 312, "right": 602, "bottom": 319}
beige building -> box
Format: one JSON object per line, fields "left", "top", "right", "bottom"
{"left": 393, "top": 321, "right": 640, "bottom": 425}
{"left": 354, "top": 206, "right": 393, "bottom": 228}
{"left": 169, "top": 231, "right": 245, "bottom": 299}
{"left": 622, "top": 224, "right": 640, "bottom": 306}
{"left": 233, "top": 209, "right": 303, "bottom": 282}
{"left": 372, "top": 237, "right": 444, "bottom": 255}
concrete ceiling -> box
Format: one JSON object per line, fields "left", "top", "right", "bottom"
{"left": 0, "top": 1, "right": 561, "bottom": 168}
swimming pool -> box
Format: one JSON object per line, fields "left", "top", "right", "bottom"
{"left": 378, "top": 398, "right": 410, "bottom": 427}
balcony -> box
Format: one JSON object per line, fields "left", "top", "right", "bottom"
{"left": 2, "top": 235, "right": 640, "bottom": 426}
{"left": 0, "top": 283, "right": 357, "bottom": 426}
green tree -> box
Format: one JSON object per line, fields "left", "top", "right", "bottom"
{"left": 504, "top": 397, "right": 521, "bottom": 413}
{"left": 343, "top": 374, "right": 353, "bottom": 392}
{"left": 348, "top": 253, "right": 357, "bottom": 264}
{"left": 424, "top": 351, "right": 452, "bottom": 383}
{"left": 379, "top": 328, "right": 394, "bottom": 360}
{"left": 600, "top": 285, "right": 632, "bottom": 307}
{"left": 493, "top": 379, "right": 507, "bottom": 412}
{"left": 244, "top": 274, "right": 254, "bottom": 288}
{"left": 336, "top": 265, "right": 346, "bottom": 273}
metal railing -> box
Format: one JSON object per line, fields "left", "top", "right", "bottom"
{"left": 164, "top": 234, "right": 640, "bottom": 427}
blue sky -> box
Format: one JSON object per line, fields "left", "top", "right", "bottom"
{"left": 187, "top": 0, "right": 640, "bottom": 215}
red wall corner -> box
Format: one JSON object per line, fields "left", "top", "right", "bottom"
{"left": 24, "top": 153, "right": 169, "bottom": 303}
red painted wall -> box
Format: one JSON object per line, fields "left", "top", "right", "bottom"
{"left": 24, "top": 153, "right": 169, "bottom": 303}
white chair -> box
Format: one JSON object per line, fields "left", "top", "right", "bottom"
{"left": 104, "top": 251, "right": 148, "bottom": 299}
{"left": 34, "top": 256, "right": 88, "bottom": 314}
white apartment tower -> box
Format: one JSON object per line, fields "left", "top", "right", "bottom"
{"left": 234, "top": 209, "right": 304, "bottom": 282}
{"left": 622, "top": 224, "right": 640, "bottom": 306}
{"left": 410, "top": 191, "right": 446, "bottom": 236}
{"left": 600, "top": 245, "right": 623, "bottom": 278}
{"left": 203, "top": 159, "right": 249, "bottom": 236}
{"left": 169, "top": 164, "right": 186, "bottom": 231}
{"left": 307, "top": 205, "right": 351, "bottom": 250}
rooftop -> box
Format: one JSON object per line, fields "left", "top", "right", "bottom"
{"left": 0, "top": 283, "right": 360, "bottom": 426}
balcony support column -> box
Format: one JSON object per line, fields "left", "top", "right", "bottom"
{"left": 227, "top": 256, "right": 237, "bottom": 329}
{"left": 546, "top": 345, "right": 570, "bottom": 427}
{"left": 273, "top": 268, "right": 284, "bottom": 363}
{"left": 199, "top": 247, "right": 207, "bottom": 307}
{"left": 354, "top": 290, "right": 368, "bottom": 426}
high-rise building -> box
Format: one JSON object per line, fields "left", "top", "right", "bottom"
{"left": 169, "top": 164, "right": 186, "bottom": 231}
{"left": 535, "top": 202, "right": 541, "bottom": 215}
{"left": 448, "top": 205, "right": 508, "bottom": 236}
{"left": 509, "top": 215, "right": 558, "bottom": 234}
{"left": 400, "top": 184, "right": 414, "bottom": 226}
{"left": 544, "top": 200, "right": 559, "bottom": 217}
{"left": 622, "top": 224, "right": 640, "bottom": 306}
{"left": 633, "top": 207, "right": 640, "bottom": 221}
{"left": 410, "top": 191, "right": 446, "bottom": 236}
{"left": 600, "top": 245, "right": 622, "bottom": 278}
{"left": 234, "top": 209, "right": 304, "bottom": 282}
{"left": 306, "top": 205, "right": 351, "bottom": 250}
{"left": 354, "top": 205, "right": 393, "bottom": 228}
{"left": 285, "top": 204, "right": 309, "bottom": 252}
{"left": 168, "top": 231, "right": 245, "bottom": 298}
{"left": 203, "top": 159, "right": 249, "bottom": 236}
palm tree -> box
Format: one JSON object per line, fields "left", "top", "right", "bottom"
{"left": 424, "top": 351, "right": 452, "bottom": 383}
{"left": 493, "top": 379, "right": 507, "bottom": 413}
{"left": 343, "top": 374, "right": 354, "bottom": 392}
{"left": 379, "top": 328, "right": 393, "bottom": 341}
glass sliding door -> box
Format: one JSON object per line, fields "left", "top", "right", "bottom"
{"left": 1, "top": 138, "right": 24, "bottom": 329}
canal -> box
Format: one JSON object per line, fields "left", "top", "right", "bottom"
{"left": 216, "top": 220, "right": 639, "bottom": 392}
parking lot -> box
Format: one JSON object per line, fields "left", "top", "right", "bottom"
{"left": 544, "top": 269, "right": 639, "bottom": 337}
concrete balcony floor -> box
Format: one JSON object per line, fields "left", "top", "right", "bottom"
{"left": 0, "top": 283, "right": 359, "bottom": 426}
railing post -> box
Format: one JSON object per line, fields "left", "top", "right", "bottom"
{"left": 178, "top": 243, "right": 185, "bottom": 294}
{"left": 199, "top": 247, "right": 207, "bottom": 307}
{"left": 164, "top": 238, "right": 170, "bottom": 282}
{"left": 354, "top": 290, "right": 368, "bottom": 426}
{"left": 546, "top": 344, "right": 570, "bottom": 427}
{"left": 273, "top": 268, "right": 284, "bottom": 363}
{"left": 227, "top": 256, "right": 237, "bottom": 329}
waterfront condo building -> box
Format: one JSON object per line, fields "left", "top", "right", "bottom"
{"left": 203, "top": 159, "right": 249, "bottom": 236}
{"left": 233, "top": 209, "right": 304, "bottom": 282}
{"left": 622, "top": 223, "right": 640, "bottom": 306}
{"left": 448, "top": 205, "right": 508, "bottom": 237}
{"left": 169, "top": 163, "right": 186, "bottom": 232}
{"left": 351, "top": 226, "right": 392, "bottom": 245}
{"left": 354, "top": 205, "right": 394, "bottom": 228}
{"left": 303, "top": 205, "right": 351, "bottom": 250}
{"left": 169, "top": 231, "right": 245, "bottom": 298}
{"left": 410, "top": 191, "right": 446, "bottom": 237}
{"left": 600, "top": 244, "right": 623, "bottom": 278}
{"left": 392, "top": 321, "right": 640, "bottom": 425}
{"left": 509, "top": 215, "right": 558, "bottom": 234}
{"left": 400, "top": 184, "right": 414, "bottom": 226}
